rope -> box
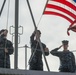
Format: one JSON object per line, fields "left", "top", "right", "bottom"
{"left": 25, "top": 0, "right": 50, "bottom": 71}
{"left": 6, "top": 0, "right": 10, "bottom": 29}
{"left": 24, "top": 0, "right": 39, "bottom": 64}
{"left": 4, "top": 0, "right": 10, "bottom": 68}
{"left": 28, "top": 42, "right": 39, "bottom": 64}
{"left": 36, "top": 14, "right": 43, "bottom": 28}
{"left": 0, "top": 0, "right": 6, "bottom": 16}
{"left": 36, "top": 0, "right": 49, "bottom": 28}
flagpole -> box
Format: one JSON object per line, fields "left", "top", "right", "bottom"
{"left": 26, "top": 0, "right": 50, "bottom": 71}
{"left": 42, "top": 0, "right": 49, "bottom": 14}
{"left": 26, "top": 0, "right": 37, "bottom": 30}
{"left": 14, "top": 0, "right": 19, "bottom": 69}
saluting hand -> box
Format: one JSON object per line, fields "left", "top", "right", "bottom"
{"left": 58, "top": 45, "right": 63, "bottom": 49}
{"left": 44, "top": 47, "right": 49, "bottom": 52}
{"left": 0, "top": 32, "right": 4, "bottom": 36}
{"left": 5, "top": 48, "right": 8, "bottom": 53}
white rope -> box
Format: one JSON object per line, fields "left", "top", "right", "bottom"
{"left": 6, "top": 0, "right": 10, "bottom": 29}
{"left": 28, "top": 42, "right": 39, "bottom": 64}
{"left": 36, "top": 15, "right": 43, "bottom": 28}
{"left": 37, "top": 0, "right": 49, "bottom": 28}
{"left": 4, "top": 0, "right": 10, "bottom": 68}
{"left": 24, "top": 0, "right": 39, "bottom": 64}
{"left": 23, "top": 0, "right": 50, "bottom": 69}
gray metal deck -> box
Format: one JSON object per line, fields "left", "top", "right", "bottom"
{"left": 0, "top": 68, "right": 76, "bottom": 75}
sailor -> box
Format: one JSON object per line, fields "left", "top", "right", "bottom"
{"left": 29, "top": 30, "right": 49, "bottom": 71}
{"left": 50, "top": 40, "right": 75, "bottom": 72}
{"left": 0, "top": 29, "right": 14, "bottom": 68}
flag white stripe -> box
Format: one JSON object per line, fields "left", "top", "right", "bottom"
{"left": 45, "top": 8, "right": 74, "bottom": 21}
{"left": 48, "top": 0, "right": 76, "bottom": 13}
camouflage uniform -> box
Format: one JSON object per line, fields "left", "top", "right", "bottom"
{"left": 0, "top": 35, "right": 14, "bottom": 68}
{"left": 29, "top": 33, "right": 49, "bottom": 71}
{"left": 50, "top": 48, "right": 75, "bottom": 73}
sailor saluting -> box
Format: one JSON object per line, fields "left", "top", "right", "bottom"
{"left": 0, "top": 29, "right": 14, "bottom": 68}
{"left": 50, "top": 40, "right": 75, "bottom": 73}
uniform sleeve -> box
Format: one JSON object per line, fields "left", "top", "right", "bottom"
{"left": 30, "top": 33, "right": 35, "bottom": 47}
{"left": 0, "top": 36, "right": 5, "bottom": 55}
{"left": 45, "top": 51, "right": 49, "bottom": 56}
{"left": 42, "top": 43, "right": 49, "bottom": 56}
{"left": 44, "top": 48, "right": 49, "bottom": 56}
{"left": 50, "top": 48, "right": 61, "bottom": 57}
{"left": 0, "top": 36, "right": 2, "bottom": 43}
{"left": 71, "top": 52, "right": 75, "bottom": 72}
{"left": 7, "top": 41, "right": 14, "bottom": 55}
{"left": 0, "top": 35, "right": 4, "bottom": 44}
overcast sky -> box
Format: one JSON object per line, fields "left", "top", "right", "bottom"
{"left": 0, "top": 0, "right": 76, "bottom": 72}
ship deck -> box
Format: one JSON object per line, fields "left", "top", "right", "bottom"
{"left": 0, "top": 68, "right": 76, "bottom": 75}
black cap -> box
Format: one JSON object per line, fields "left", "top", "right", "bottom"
{"left": 62, "top": 40, "right": 69, "bottom": 45}
{"left": 0, "top": 29, "right": 5, "bottom": 34}
{"left": 0, "top": 29, "right": 8, "bottom": 34}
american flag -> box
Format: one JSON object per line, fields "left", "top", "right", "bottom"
{"left": 43, "top": 0, "right": 76, "bottom": 35}
{"left": 67, "top": 19, "right": 76, "bottom": 35}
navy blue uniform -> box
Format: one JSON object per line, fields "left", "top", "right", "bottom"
{"left": 50, "top": 48, "right": 75, "bottom": 72}
{"left": 0, "top": 35, "right": 14, "bottom": 68}
{"left": 29, "top": 33, "right": 49, "bottom": 71}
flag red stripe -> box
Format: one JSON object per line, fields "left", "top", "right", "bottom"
{"left": 44, "top": 11, "right": 73, "bottom": 23}
{"left": 46, "top": 4, "right": 76, "bottom": 19}
{"left": 69, "top": 19, "right": 76, "bottom": 26}
{"left": 54, "top": 0, "right": 76, "bottom": 11}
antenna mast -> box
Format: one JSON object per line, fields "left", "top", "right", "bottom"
{"left": 14, "top": 0, "right": 19, "bottom": 69}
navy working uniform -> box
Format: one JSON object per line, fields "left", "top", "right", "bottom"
{"left": 0, "top": 30, "right": 14, "bottom": 68}
{"left": 50, "top": 40, "right": 75, "bottom": 73}
{"left": 29, "top": 31, "right": 49, "bottom": 71}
